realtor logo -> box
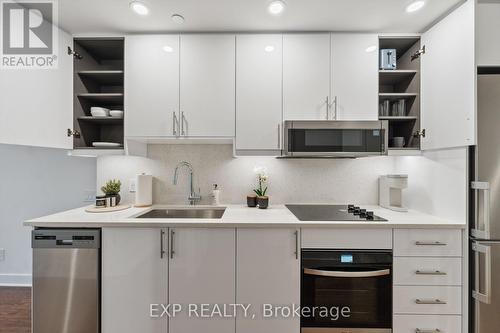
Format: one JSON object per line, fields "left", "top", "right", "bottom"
{"left": 1, "top": 0, "right": 58, "bottom": 69}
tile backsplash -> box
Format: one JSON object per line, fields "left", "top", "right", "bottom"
{"left": 97, "top": 144, "right": 397, "bottom": 205}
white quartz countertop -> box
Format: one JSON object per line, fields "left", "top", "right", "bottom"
{"left": 24, "top": 204, "right": 466, "bottom": 228}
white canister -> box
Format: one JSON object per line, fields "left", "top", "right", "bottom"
{"left": 135, "top": 174, "right": 153, "bottom": 207}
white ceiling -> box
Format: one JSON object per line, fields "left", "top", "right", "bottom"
{"left": 58, "top": 0, "right": 465, "bottom": 35}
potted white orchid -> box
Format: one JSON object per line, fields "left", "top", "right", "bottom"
{"left": 250, "top": 167, "right": 269, "bottom": 209}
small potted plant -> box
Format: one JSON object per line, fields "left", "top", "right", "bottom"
{"left": 101, "top": 179, "right": 122, "bottom": 206}
{"left": 253, "top": 167, "right": 269, "bottom": 209}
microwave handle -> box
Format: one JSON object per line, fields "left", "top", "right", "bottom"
{"left": 303, "top": 268, "right": 390, "bottom": 278}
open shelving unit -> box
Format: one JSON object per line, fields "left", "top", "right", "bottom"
{"left": 378, "top": 36, "right": 421, "bottom": 150}
{"left": 72, "top": 38, "right": 124, "bottom": 150}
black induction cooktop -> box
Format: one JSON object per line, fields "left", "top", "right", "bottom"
{"left": 286, "top": 204, "right": 387, "bottom": 222}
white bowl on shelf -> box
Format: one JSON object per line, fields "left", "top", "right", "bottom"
{"left": 109, "top": 110, "right": 124, "bottom": 118}
{"left": 90, "top": 107, "right": 109, "bottom": 117}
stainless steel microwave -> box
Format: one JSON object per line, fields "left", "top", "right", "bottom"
{"left": 282, "top": 120, "right": 388, "bottom": 158}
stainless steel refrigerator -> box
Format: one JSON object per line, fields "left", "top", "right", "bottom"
{"left": 470, "top": 74, "right": 500, "bottom": 333}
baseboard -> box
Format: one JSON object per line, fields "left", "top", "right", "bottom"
{"left": 0, "top": 273, "right": 32, "bottom": 287}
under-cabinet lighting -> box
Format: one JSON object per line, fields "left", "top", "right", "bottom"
{"left": 365, "top": 45, "right": 377, "bottom": 53}
{"left": 163, "top": 45, "right": 173, "bottom": 53}
{"left": 264, "top": 45, "right": 275, "bottom": 52}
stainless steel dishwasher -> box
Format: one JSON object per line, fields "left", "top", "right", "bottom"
{"left": 32, "top": 229, "right": 100, "bottom": 333}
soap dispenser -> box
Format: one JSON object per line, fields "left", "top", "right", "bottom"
{"left": 211, "top": 184, "right": 220, "bottom": 206}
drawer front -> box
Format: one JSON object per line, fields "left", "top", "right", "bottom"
{"left": 394, "top": 257, "right": 462, "bottom": 286}
{"left": 394, "top": 315, "right": 462, "bottom": 333}
{"left": 394, "top": 286, "right": 462, "bottom": 315}
{"left": 301, "top": 228, "right": 392, "bottom": 249}
{"left": 394, "top": 229, "right": 462, "bottom": 257}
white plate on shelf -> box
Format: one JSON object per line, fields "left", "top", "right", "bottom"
{"left": 92, "top": 142, "right": 122, "bottom": 148}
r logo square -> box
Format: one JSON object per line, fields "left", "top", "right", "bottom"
{"left": 1, "top": 0, "right": 58, "bottom": 69}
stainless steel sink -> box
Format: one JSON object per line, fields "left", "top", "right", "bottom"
{"left": 136, "top": 208, "right": 226, "bottom": 219}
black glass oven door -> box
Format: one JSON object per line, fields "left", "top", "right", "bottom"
{"left": 301, "top": 251, "right": 392, "bottom": 330}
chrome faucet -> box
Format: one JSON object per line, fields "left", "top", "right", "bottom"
{"left": 172, "top": 161, "right": 201, "bottom": 205}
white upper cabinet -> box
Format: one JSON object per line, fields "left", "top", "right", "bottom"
{"left": 0, "top": 29, "right": 73, "bottom": 149}
{"left": 125, "top": 35, "right": 180, "bottom": 137}
{"left": 168, "top": 228, "right": 235, "bottom": 333}
{"left": 180, "top": 34, "right": 235, "bottom": 137}
{"left": 476, "top": 2, "right": 500, "bottom": 66}
{"left": 283, "top": 33, "right": 331, "bottom": 120}
{"left": 236, "top": 34, "right": 283, "bottom": 151}
{"left": 102, "top": 228, "right": 168, "bottom": 333}
{"left": 421, "top": 0, "right": 475, "bottom": 150}
{"left": 237, "top": 228, "right": 300, "bottom": 333}
{"left": 331, "top": 33, "right": 378, "bottom": 120}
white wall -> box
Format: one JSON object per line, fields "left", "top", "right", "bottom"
{"left": 0, "top": 144, "right": 96, "bottom": 286}
{"left": 97, "top": 144, "right": 467, "bottom": 224}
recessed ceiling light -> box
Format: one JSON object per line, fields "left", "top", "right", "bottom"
{"left": 406, "top": 1, "right": 425, "bottom": 13}
{"left": 129, "top": 1, "right": 149, "bottom": 16}
{"left": 163, "top": 45, "right": 173, "bottom": 53}
{"left": 365, "top": 45, "right": 377, "bottom": 53}
{"left": 268, "top": 1, "right": 286, "bottom": 15}
{"left": 264, "top": 45, "right": 275, "bottom": 52}
{"left": 172, "top": 14, "right": 185, "bottom": 24}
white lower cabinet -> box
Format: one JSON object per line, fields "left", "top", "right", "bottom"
{"left": 168, "top": 228, "right": 235, "bottom": 333}
{"left": 236, "top": 228, "right": 300, "bottom": 333}
{"left": 393, "top": 286, "right": 462, "bottom": 315}
{"left": 394, "top": 314, "right": 462, "bottom": 333}
{"left": 393, "top": 257, "right": 462, "bottom": 286}
{"left": 393, "top": 228, "right": 463, "bottom": 332}
{"left": 102, "top": 228, "right": 168, "bottom": 333}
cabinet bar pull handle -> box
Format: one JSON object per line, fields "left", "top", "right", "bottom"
{"left": 415, "top": 270, "right": 447, "bottom": 275}
{"left": 325, "top": 96, "right": 330, "bottom": 120}
{"left": 415, "top": 241, "right": 447, "bottom": 246}
{"left": 160, "top": 229, "right": 166, "bottom": 259}
{"left": 415, "top": 299, "right": 447, "bottom": 305}
{"left": 415, "top": 329, "right": 441, "bottom": 333}
{"left": 173, "top": 112, "right": 178, "bottom": 136}
{"left": 181, "top": 112, "right": 186, "bottom": 136}
{"left": 170, "top": 230, "right": 175, "bottom": 259}
{"left": 294, "top": 230, "right": 299, "bottom": 260}
{"left": 278, "top": 123, "right": 281, "bottom": 149}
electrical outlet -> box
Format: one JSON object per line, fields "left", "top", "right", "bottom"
{"left": 0, "top": 248, "right": 5, "bottom": 262}
{"left": 84, "top": 190, "right": 96, "bottom": 203}
{"left": 129, "top": 179, "right": 136, "bottom": 192}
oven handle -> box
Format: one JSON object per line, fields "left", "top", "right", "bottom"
{"left": 303, "top": 268, "right": 390, "bottom": 278}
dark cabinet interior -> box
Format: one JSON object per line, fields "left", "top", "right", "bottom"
{"left": 72, "top": 38, "right": 124, "bottom": 149}
{"left": 378, "top": 36, "right": 421, "bottom": 150}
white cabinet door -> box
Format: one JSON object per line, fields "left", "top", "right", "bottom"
{"left": 180, "top": 34, "right": 235, "bottom": 137}
{"left": 236, "top": 34, "right": 282, "bottom": 151}
{"left": 421, "top": 0, "right": 475, "bottom": 150}
{"left": 331, "top": 33, "right": 378, "bottom": 120}
{"left": 236, "top": 229, "right": 300, "bottom": 333}
{"left": 0, "top": 28, "right": 73, "bottom": 149}
{"left": 169, "top": 228, "right": 235, "bottom": 333}
{"left": 125, "top": 35, "right": 180, "bottom": 137}
{"left": 102, "top": 228, "right": 168, "bottom": 333}
{"left": 476, "top": 3, "right": 500, "bottom": 66}
{"left": 283, "top": 34, "right": 331, "bottom": 120}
